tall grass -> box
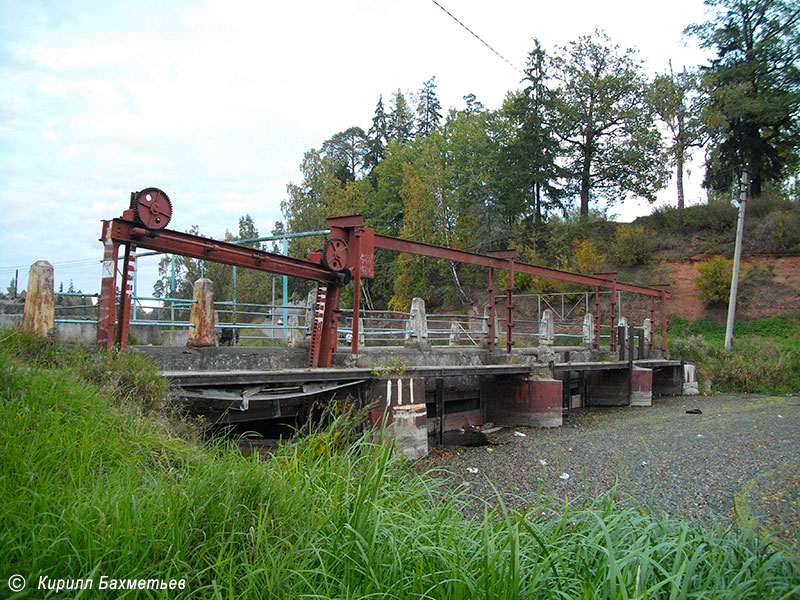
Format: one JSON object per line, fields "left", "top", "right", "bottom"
{"left": 669, "top": 315, "right": 800, "bottom": 393}
{"left": 1, "top": 327, "right": 798, "bottom": 598}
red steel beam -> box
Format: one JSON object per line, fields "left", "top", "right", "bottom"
{"left": 108, "top": 219, "right": 341, "bottom": 284}
{"left": 373, "top": 233, "right": 668, "bottom": 298}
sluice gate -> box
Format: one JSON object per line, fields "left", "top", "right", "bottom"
{"left": 154, "top": 349, "right": 688, "bottom": 459}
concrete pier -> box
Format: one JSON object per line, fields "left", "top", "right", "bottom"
{"left": 484, "top": 377, "right": 563, "bottom": 428}
{"left": 22, "top": 261, "right": 54, "bottom": 339}
{"left": 187, "top": 278, "right": 216, "bottom": 347}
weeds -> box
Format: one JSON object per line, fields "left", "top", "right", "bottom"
{"left": 669, "top": 315, "right": 800, "bottom": 394}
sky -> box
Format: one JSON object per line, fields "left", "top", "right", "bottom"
{"left": 0, "top": 0, "right": 713, "bottom": 296}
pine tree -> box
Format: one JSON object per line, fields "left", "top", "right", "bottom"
{"left": 388, "top": 90, "right": 415, "bottom": 143}
{"left": 416, "top": 77, "right": 443, "bottom": 137}
{"left": 686, "top": 0, "right": 800, "bottom": 195}
{"left": 364, "top": 96, "right": 389, "bottom": 179}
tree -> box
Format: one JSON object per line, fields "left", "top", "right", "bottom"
{"left": 364, "top": 95, "right": 389, "bottom": 178}
{"left": 650, "top": 63, "right": 706, "bottom": 214}
{"left": 416, "top": 77, "right": 443, "bottom": 137}
{"left": 686, "top": 0, "right": 800, "bottom": 196}
{"left": 322, "top": 127, "right": 368, "bottom": 183}
{"left": 496, "top": 39, "right": 564, "bottom": 226}
{"left": 550, "top": 30, "right": 669, "bottom": 216}
{"left": 388, "top": 89, "right": 415, "bottom": 143}
{"left": 462, "top": 93, "right": 485, "bottom": 116}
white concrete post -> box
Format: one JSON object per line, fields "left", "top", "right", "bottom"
{"left": 643, "top": 318, "right": 653, "bottom": 345}
{"left": 618, "top": 316, "right": 629, "bottom": 340}
{"left": 358, "top": 317, "right": 366, "bottom": 347}
{"left": 404, "top": 298, "right": 428, "bottom": 346}
{"left": 449, "top": 322, "right": 460, "bottom": 346}
{"left": 582, "top": 312, "right": 594, "bottom": 346}
{"left": 188, "top": 278, "right": 216, "bottom": 347}
{"left": 288, "top": 314, "right": 304, "bottom": 347}
{"left": 539, "top": 308, "right": 555, "bottom": 346}
{"left": 22, "top": 260, "right": 54, "bottom": 339}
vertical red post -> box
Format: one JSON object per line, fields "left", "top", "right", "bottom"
{"left": 351, "top": 230, "right": 361, "bottom": 355}
{"left": 650, "top": 296, "right": 656, "bottom": 349}
{"left": 661, "top": 290, "right": 668, "bottom": 358}
{"left": 610, "top": 279, "right": 617, "bottom": 353}
{"left": 97, "top": 220, "right": 119, "bottom": 351}
{"left": 506, "top": 259, "right": 514, "bottom": 354}
{"left": 115, "top": 243, "right": 136, "bottom": 353}
{"left": 594, "top": 286, "right": 600, "bottom": 348}
{"left": 487, "top": 267, "right": 495, "bottom": 352}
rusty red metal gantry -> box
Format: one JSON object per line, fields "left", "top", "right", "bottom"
{"left": 98, "top": 188, "right": 671, "bottom": 365}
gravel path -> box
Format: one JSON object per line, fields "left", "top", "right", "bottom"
{"left": 430, "top": 394, "right": 800, "bottom": 537}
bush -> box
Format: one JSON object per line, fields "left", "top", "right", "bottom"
{"left": 710, "top": 337, "right": 800, "bottom": 394}
{"left": 669, "top": 335, "right": 713, "bottom": 363}
{"left": 694, "top": 256, "right": 733, "bottom": 304}
{"left": 611, "top": 224, "right": 655, "bottom": 267}
{"left": 571, "top": 238, "right": 608, "bottom": 275}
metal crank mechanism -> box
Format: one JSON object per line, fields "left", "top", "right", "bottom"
{"left": 131, "top": 187, "right": 172, "bottom": 230}
{"left": 322, "top": 237, "right": 349, "bottom": 272}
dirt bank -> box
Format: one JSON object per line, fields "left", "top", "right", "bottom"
{"left": 663, "top": 253, "right": 800, "bottom": 321}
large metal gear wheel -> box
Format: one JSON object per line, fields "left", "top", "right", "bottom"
{"left": 133, "top": 187, "right": 172, "bottom": 230}
{"left": 322, "top": 237, "right": 349, "bottom": 272}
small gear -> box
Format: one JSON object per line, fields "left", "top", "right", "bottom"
{"left": 322, "top": 237, "right": 349, "bottom": 272}
{"left": 133, "top": 187, "right": 172, "bottom": 230}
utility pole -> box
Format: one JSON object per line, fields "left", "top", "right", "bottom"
{"left": 724, "top": 171, "right": 748, "bottom": 350}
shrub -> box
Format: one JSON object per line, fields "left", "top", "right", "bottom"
{"left": 611, "top": 224, "right": 655, "bottom": 267}
{"left": 571, "top": 239, "right": 608, "bottom": 275}
{"left": 694, "top": 256, "right": 733, "bottom": 305}
{"left": 710, "top": 337, "right": 800, "bottom": 393}
{"left": 669, "top": 335, "right": 713, "bottom": 363}
{"left": 767, "top": 209, "right": 800, "bottom": 251}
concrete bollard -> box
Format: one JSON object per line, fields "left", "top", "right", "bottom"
{"left": 365, "top": 377, "right": 428, "bottom": 459}
{"left": 682, "top": 364, "right": 700, "bottom": 396}
{"left": 392, "top": 403, "right": 428, "bottom": 460}
{"left": 448, "top": 322, "right": 460, "bottom": 346}
{"left": 187, "top": 278, "right": 216, "bottom": 347}
{"left": 618, "top": 316, "right": 629, "bottom": 339}
{"left": 582, "top": 313, "right": 594, "bottom": 346}
{"left": 404, "top": 298, "right": 429, "bottom": 348}
{"left": 643, "top": 318, "right": 653, "bottom": 345}
{"left": 22, "top": 260, "right": 55, "bottom": 339}
{"left": 539, "top": 308, "right": 555, "bottom": 346}
{"left": 358, "top": 317, "right": 365, "bottom": 347}
{"left": 288, "top": 314, "right": 305, "bottom": 347}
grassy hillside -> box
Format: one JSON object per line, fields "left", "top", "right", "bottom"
{"left": 1, "top": 328, "right": 799, "bottom": 598}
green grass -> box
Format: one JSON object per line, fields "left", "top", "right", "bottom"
{"left": 1, "top": 327, "right": 799, "bottom": 599}
{"left": 668, "top": 314, "right": 800, "bottom": 394}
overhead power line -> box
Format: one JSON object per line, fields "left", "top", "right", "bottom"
{"left": 429, "top": 0, "right": 523, "bottom": 75}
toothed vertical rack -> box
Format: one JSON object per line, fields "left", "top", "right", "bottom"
{"left": 308, "top": 282, "right": 328, "bottom": 367}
